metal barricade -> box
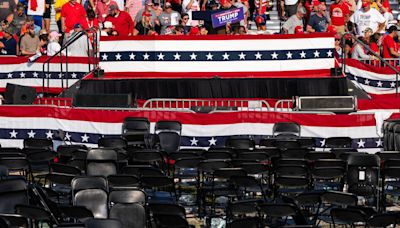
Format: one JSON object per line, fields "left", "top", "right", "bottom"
{"left": 142, "top": 98, "right": 271, "bottom": 112}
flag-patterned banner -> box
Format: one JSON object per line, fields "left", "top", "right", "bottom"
{"left": 0, "top": 56, "right": 91, "bottom": 93}
{"left": 0, "top": 105, "right": 391, "bottom": 153}
{"left": 99, "top": 34, "right": 335, "bottom": 79}
{"left": 345, "top": 59, "right": 400, "bottom": 96}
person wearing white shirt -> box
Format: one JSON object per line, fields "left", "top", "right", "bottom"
{"left": 47, "top": 31, "right": 62, "bottom": 56}
{"left": 182, "top": 0, "right": 200, "bottom": 26}
{"left": 350, "top": 0, "right": 385, "bottom": 36}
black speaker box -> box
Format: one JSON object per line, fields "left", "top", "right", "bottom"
{"left": 73, "top": 93, "right": 132, "bottom": 108}
{"left": 295, "top": 96, "right": 357, "bottom": 113}
{"left": 4, "top": 83, "right": 36, "bottom": 104}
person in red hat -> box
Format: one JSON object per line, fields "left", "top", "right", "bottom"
{"left": 133, "top": 10, "right": 154, "bottom": 35}
{"left": 189, "top": 26, "right": 199, "bottom": 35}
{"left": 105, "top": 4, "right": 134, "bottom": 36}
{"left": 329, "top": 0, "right": 350, "bottom": 34}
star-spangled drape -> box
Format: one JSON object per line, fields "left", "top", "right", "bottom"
{"left": 0, "top": 128, "right": 384, "bottom": 148}
{"left": 347, "top": 73, "right": 399, "bottom": 89}
{"left": 1, "top": 72, "right": 85, "bottom": 79}
{"left": 100, "top": 49, "right": 334, "bottom": 62}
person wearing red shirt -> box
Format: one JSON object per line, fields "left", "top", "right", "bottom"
{"left": 382, "top": 25, "right": 400, "bottom": 58}
{"left": 329, "top": 0, "right": 350, "bottom": 33}
{"left": 105, "top": 5, "right": 134, "bottom": 36}
{"left": 61, "top": 0, "right": 86, "bottom": 34}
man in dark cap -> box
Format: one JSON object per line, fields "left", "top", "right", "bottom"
{"left": 105, "top": 4, "right": 134, "bottom": 36}
{"left": 0, "top": 27, "right": 17, "bottom": 55}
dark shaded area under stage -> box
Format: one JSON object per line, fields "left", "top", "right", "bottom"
{"left": 78, "top": 77, "right": 348, "bottom": 99}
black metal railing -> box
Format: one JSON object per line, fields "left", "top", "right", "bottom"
{"left": 341, "top": 33, "right": 400, "bottom": 96}
{"left": 42, "top": 27, "right": 99, "bottom": 96}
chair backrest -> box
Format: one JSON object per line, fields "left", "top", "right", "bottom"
{"left": 87, "top": 163, "right": 117, "bottom": 177}
{"left": 109, "top": 189, "right": 146, "bottom": 205}
{"left": 273, "top": 122, "right": 300, "bottom": 137}
{"left": 87, "top": 149, "right": 118, "bottom": 161}
{"left": 325, "top": 137, "right": 352, "bottom": 148}
{"left": 0, "top": 179, "right": 28, "bottom": 213}
{"left": 122, "top": 117, "right": 150, "bottom": 133}
{"left": 155, "top": 121, "right": 182, "bottom": 133}
{"left": 226, "top": 217, "right": 260, "bottom": 228}
{"left": 23, "top": 138, "right": 53, "bottom": 150}
{"left": 321, "top": 191, "right": 357, "bottom": 206}
{"left": 57, "top": 144, "right": 87, "bottom": 157}
{"left": 86, "top": 218, "right": 122, "bottom": 228}
{"left": 107, "top": 175, "right": 140, "bottom": 188}
{"left": 149, "top": 203, "right": 186, "bottom": 218}
{"left": 74, "top": 189, "right": 108, "bottom": 219}
{"left": 157, "top": 132, "right": 181, "bottom": 154}
{"left": 346, "top": 154, "right": 380, "bottom": 196}
{"left": 226, "top": 138, "right": 255, "bottom": 150}
{"left": 71, "top": 176, "right": 108, "bottom": 194}
{"left": 305, "top": 152, "right": 336, "bottom": 161}
{"left": 109, "top": 203, "right": 145, "bottom": 228}
{"left": 259, "top": 203, "right": 298, "bottom": 217}
{"left": 98, "top": 137, "right": 127, "bottom": 149}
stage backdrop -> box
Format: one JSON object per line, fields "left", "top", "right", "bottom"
{"left": 99, "top": 34, "right": 335, "bottom": 79}
{"left": 0, "top": 105, "right": 390, "bottom": 153}
{"left": 0, "top": 56, "right": 91, "bottom": 93}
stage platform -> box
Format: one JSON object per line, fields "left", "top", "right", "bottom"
{"left": 78, "top": 77, "right": 347, "bottom": 99}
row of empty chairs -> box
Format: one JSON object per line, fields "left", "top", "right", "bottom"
{"left": 0, "top": 118, "right": 399, "bottom": 227}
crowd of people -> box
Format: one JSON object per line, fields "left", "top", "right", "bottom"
{"left": 0, "top": 0, "right": 399, "bottom": 59}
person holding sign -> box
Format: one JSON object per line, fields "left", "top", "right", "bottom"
{"left": 156, "top": 2, "right": 180, "bottom": 34}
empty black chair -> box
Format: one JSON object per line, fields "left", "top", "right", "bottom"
{"left": 226, "top": 217, "right": 260, "bottom": 228}
{"left": 226, "top": 200, "right": 260, "bottom": 220}
{"left": 318, "top": 191, "right": 358, "bottom": 225}
{"left": 86, "top": 149, "right": 118, "bottom": 177}
{"left": 73, "top": 188, "right": 108, "bottom": 219}
{"left": 367, "top": 212, "right": 398, "bottom": 227}
{"left": 57, "top": 144, "right": 87, "bottom": 163}
{"left": 325, "top": 137, "right": 352, "bottom": 149}
{"left": 109, "top": 189, "right": 146, "bottom": 205}
{"left": 109, "top": 190, "right": 146, "bottom": 228}
{"left": 155, "top": 121, "right": 182, "bottom": 154}
{"left": 149, "top": 203, "right": 188, "bottom": 228}
{"left": 107, "top": 175, "right": 140, "bottom": 189}
{"left": 59, "top": 206, "right": 94, "bottom": 222}
{"left": 0, "top": 179, "right": 29, "bottom": 213}
{"left": 0, "top": 214, "right": 29, "bottom": 228}
{"left": 230, "top": 175, "right": 268, "bottom": 200}
{"left": 305, "top": 152, "right": 336, "bottom": 161}
{"left": 347, "top": 154, "right": 380, "bottom": 207}
{"left": 226, "top": 137, "right": 255, "bottom": 150}
{"left": 330, "top": 207, "right": 368, "bottom": 227}
{"left": 71, "top": 176, "right": 108, "bottom": 194}
{"left": 98, "top": 137, "right": 127, "bottom": 149}
{"left": 296, "top": 138, "right": 315, "bottom": 148}
{"left": 86, "top": 218, "right": 122, "bottom": 228}
{"left": 273, "top": 122, "right": 300, "bottom": 137}
{"left": 15, "top": 204, "right": 54, "bottom": 227}
{"left": 131, "top": 149, "right": 165, "bottom": 170}
{"left": 259, "top": 203, "right": 299, "bottom": 226}
{"left": 280, "top": 148, "right": 309, "bottom": 159}
{"left": 23, "top": 138, "right": 53, "bottom": 150}
{"left": 273, "top": 140, "right": 301, "bottom": 150}
{"left": 381, "top": 159, "right": 400, "bottom": 210}
{"left": 122, "top": 117, "right": 150, "bottom": 147}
